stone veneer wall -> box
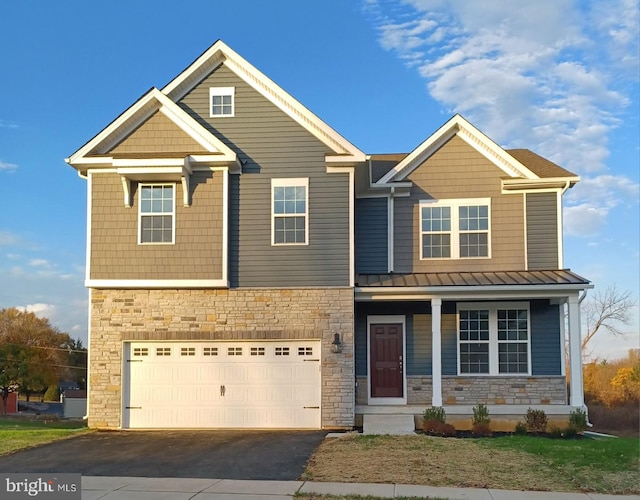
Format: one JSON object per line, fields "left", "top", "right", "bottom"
{"left": 89, "top": 288, "right": 354, "bottom": 429}
{"left": 356, "top": 375, "right": 566, "bottom": 405}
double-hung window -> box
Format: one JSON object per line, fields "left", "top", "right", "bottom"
{"left": 138, "top": 184, "right": 175, "bottom": 244}
{"left": 420, "top": 198, "right": 490, "bottom": 259}
{"left": 272, "top": 178, "right": 308, "bottom": 245}
{"left": 457, "top": 303, "right": 530, "bottom": 375}
{"left": 209, "top": 87, "right": 234, "bottom": 117}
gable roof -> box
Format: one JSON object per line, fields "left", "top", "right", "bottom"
{"left": 66, "top": 88, "right": 237, "bottom": 172}
{"left": 162, "top": 40, "right": 366, "bottom": 164}
{"left": 376, "top": 114, "right": 577, "bottom": 186}
{"left": 506, "top": 149, "right": 577, "bottom": 179}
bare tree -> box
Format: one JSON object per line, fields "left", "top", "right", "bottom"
{"left": 582, "top": 285, "right": 637, "bottom": 358}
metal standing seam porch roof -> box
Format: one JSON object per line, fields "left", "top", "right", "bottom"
{"left": 355, "top": 269, "right": 590, "bottom": 288}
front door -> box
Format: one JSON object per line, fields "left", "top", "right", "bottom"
{"left": 370, "top": 323, "right": 404, "bottom": 398}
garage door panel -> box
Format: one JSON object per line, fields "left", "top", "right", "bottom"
{"left": 124, "top": 341, "right": 321, "bottom": 429}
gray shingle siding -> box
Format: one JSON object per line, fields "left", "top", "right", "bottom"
{"left": 526, "top": 192, "right": 559, "bottom": 270}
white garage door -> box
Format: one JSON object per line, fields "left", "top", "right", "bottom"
{"left": 122, "top": 340, "right": 321, "bottom": 429}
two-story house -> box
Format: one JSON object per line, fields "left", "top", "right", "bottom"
{"left": 66, "top": 40, "right": 591, "bottom": 432}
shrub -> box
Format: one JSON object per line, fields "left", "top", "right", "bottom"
{"left": 427, "top": 421, "right": 457, "bottom": 437}
{"left": 569, "top": 408, "right": 588, "bottom": 433}
{"left": 471, "top": 423, "right": 492, "bottom": 437}
{"left": 423, "top": 406, "right": 446, "bottom": 423}
{"left": 514, "top": 421, "right": 528, "bottom": 435}
{"left": 525, "top": 408, "right": 548, "bottom": 433}
{"left": 472, "top": 404, "right": 490, "bottom": 426}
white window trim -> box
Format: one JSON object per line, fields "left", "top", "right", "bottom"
{"left": 209, "top": 87, "right": 235, "bottom": 117}
{"left": 138, "top": 183, "right": 176, "bottom": 245}
{"left": 419, "top": 197, "right": 491, "bottom": 260}
{"left": 271, "top": 178, "right": 309, "bottom": 246}
{"left": 456, "top": 302, "right": 531, "bottom": 376}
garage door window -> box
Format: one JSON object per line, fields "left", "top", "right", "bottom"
{"left": 181, "top": 347, "right": 196, "bottom": 356}
{"left": 275, "top": 347, "right": 290, "bottom": 356}
{"left": 156, "top": 347, "right": 171, "bottom": 356}
{"left": 251, "top": 347, "right": 266, "bottom": 356}
{"left": 298, "top": 347, "right": 313, "bottom": 356}
{"left": 203, "top": 347, "right": 218, "bottom": 356}
{"left": 133, "top": 347, "right": 148, "bottom": 357}
{"left": 228, "top": 347, "right": 242, "bottom": 356}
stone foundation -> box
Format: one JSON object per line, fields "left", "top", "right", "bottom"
{"left": 356, "top": 375, "right": 567, "bottom": 407}
{"left": 89, "top": 287, "right": 354, "bottom": 429}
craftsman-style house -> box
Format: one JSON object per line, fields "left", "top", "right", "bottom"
{"left": 66, "top": 40, "right": 591, "bottom": 431}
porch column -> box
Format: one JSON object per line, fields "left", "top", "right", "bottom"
{"left": 431, "top": 298, "right": 442, "bottom": 407}
{"left": 567, "top": 295, "right": 584, "bottom": 407}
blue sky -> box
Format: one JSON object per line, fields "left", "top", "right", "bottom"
{"left": 0, "top": 0, "right": 638, "bottom": 359}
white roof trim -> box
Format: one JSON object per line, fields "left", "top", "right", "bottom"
{"left": 377, "top": 114, "right": 539, "bottom": 184}
{"left": 66, "top": 88, "right": 237, "bottom": 168}
{"left": 162, "top": 40, "right": 366, "bottom": 163}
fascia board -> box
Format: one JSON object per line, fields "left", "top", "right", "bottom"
{"left": 67, "top": 88, "right": 237, "bottom": 168}
{"left": 354, "top": 283, "right": 593, "bottom": 300}
{"left": 67, "top": 88, "right": 160, "bottom": 165}
{"left": 377, "top": 114, "right": 539, "bottom": 184}
{"left": 86, "top": 279, "right": 229, "bottom": 288}
{"left": 502, "top": 177, "right": 580, "bottom": 192}
{"left": 163, "top": 40, "right": 366, "bottom": 162}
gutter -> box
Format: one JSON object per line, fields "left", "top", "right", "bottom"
{"left": 578, "top": 288, "right": 593, "bottom": 428}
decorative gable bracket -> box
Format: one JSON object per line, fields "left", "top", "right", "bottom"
{"left": 116, "top": 159, "right": 194, "bottom": 208}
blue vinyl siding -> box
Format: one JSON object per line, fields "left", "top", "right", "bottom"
{"left": 355, "top": 198, "right": 388, "bottom": 273}
{"left": 530, "top": 300, "right": 562, "bottom": 375}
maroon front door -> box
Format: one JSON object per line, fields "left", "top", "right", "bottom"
{"left": 370, "top": 323, "right": 404, "bottom": 398}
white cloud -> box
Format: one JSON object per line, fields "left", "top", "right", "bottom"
{"left": 365, "top": 0, "right": 639, "bottom": 175}
{"left": 29, "top": 259, "right": 51, "bottom": 267}
{"left": 0, "top": 160, "right": 18, "bottom": 173}
{"left": 0, "top": 231, "right": 21, "bottom": 246}
{"left": 563, "top": 203, "right": 609, "bottom": 236}
{"left": 16, "top": 303, "right": 57, "bottom": 318}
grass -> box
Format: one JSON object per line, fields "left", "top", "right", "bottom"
{"left": 0, "top": 416, "right": 91, "bottom": 456}
{"left": 303, "top": 433, "right": 640, "bottom": 495}
{"left": 481, "top": 434, "right": 640, "bottom": 494}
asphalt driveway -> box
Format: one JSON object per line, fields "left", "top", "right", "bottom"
{"left": 0, "top": 430, "right": 327, "bottom": 480}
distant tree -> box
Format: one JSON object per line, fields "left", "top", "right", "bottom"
{"left": 0, "top": 308, "right": 76, "bottom": 413}
{"left": 581, "top": 285, "right": 637, "bottom": 358}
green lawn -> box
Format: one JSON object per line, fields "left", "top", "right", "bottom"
{"left": 0, "top": 417, "right": 91, "bottom": 456}
{"left": 480, "top": 435, "right": 640, "bottom": 493}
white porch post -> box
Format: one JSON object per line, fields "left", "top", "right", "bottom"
{"left": 567, "top": 295, "right": 584, "bottom": 407}
{"left": 431, "top": 298, "right": 442, "bottom": 407}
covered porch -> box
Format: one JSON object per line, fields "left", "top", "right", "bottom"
{"left": 353, "top": 270, "right": 592, "bottom": 432}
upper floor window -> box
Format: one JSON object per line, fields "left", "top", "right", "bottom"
{"left": 420, "top": 198, "right": 490, "bottom": 259}
{"left": 458, "top": 302, "right": 530, "bottom": 376}
{"left": 139, "top": 184, "right": 175, "bottom": 244}
{"left": 272, "top": 178, "right": 308, "bottom": 245}
{"left": 209, "top": 87, "right": 234, "bottom": 117}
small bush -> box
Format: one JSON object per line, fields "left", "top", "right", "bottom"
{"left": 423, "top": 419, "right": 442, "bottom": 433}
{"left": 426, "top": 421, "right": 457, "bottom": 437}
{"left": 472, "top": 404, "right": 490, "bottom": 425}
{"left": 471, "top": 423, "right": 492, "bottom": 437}
{"left": 423, "top": 406, "right": 446, "bottom": 423}
{"left": 514, "top": 421, "right": 528, "bottom": 435}
{"left": 548, "top": 425, "right": 579, "bottom": 439}
{"left": 525, "top": 408, "right": 548, "bottom": 433}
{"left": 569, "top": 408, "right": 588, "bottom": 433}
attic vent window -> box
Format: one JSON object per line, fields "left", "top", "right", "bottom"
{"left": 209, "top": 87, "right": 234, "bottom": 117}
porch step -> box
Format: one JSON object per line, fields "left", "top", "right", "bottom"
{"left": 362, "top": 414, "right": 416, "bottom": 435}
